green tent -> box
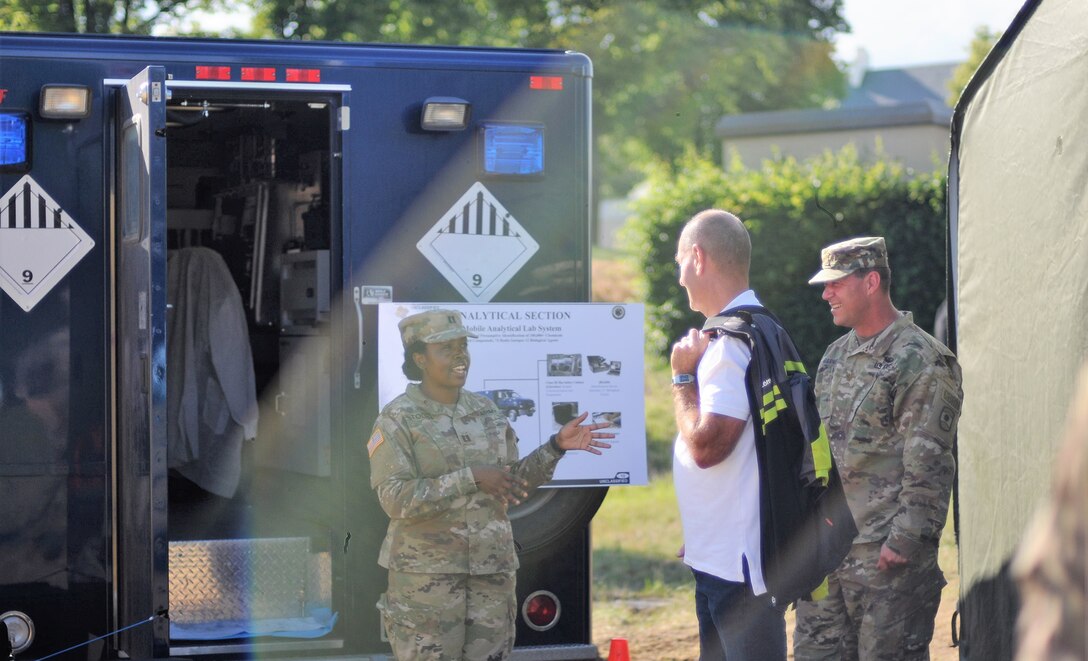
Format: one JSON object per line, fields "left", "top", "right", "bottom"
{"left": 950, "top": 0, "right": 1088, "bottom": 657}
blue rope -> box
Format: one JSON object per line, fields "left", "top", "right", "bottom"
{"left": 31, "top": 615, "right": 155, "bottom": 661}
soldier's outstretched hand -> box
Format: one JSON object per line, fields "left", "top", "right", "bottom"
{"left": 555, "top": 411, "right": 615, "bottom": 454}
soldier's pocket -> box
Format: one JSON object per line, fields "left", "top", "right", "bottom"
{"left": 376, "top": 593, "right": 392, "bottom": 642}
{"left": 377, "top": 591, "right": 444, "bottom": 646}
{"left": 847, "top": 379, "right": 879, "bottom": 422}
{"left": 899, "top": 570, "right": 944, "bottom": 656}
{"left": 846, "top": 376, "right": 898, "bottom": 455}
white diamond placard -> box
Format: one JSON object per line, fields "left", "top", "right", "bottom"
{"left": 0, "top": 175, "right": 96, "bottom": 311}
{"left": 417, "top": 182, "right": 539, "bottom": 302}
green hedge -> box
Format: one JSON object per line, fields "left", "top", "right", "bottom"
{"left": 624, "top": 146, "right": 947, "bottom": 370}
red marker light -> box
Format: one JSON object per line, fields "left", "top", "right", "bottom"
{"left": 241, "top": 67, "right": 276, "bottom": 82}
{"left": 286, "top": 68, "right": 321, "bottom": 83}
{"left": 522, "top": 591, "right": 560, "bottom": 631}
{"left": 195, "top": 66, "right": 231, "bottom": 81}
{"left": 530, "top": 75, "right": 563, "bottom": 91}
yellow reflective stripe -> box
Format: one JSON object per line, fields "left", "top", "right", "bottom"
{"left": 809, "top": 576, "right": 830, "bottom": 601}
{"left": 810, "top": 423, "right": 832, "bottom": 485}
{"left": 784, "top": 360, "right": 807, "bottom": 374}
{"left": 762, "top": 385, "right": 780, "bottom": 407}
{"left": 761, "top": 408, "right": 779, "bottom": 433}
{"left": 760, "top": 386, "right": 788, "bottom": 432}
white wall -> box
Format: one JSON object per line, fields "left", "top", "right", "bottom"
{"left": 722, "top": 124, "right": 950, "bottom": 173}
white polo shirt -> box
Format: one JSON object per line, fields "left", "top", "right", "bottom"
{"left": 673, "top": 290, "right": 766, "bottom": 594}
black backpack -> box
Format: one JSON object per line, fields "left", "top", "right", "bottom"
{"left": 703, "top": 305, "right": 857, "bottom": 605}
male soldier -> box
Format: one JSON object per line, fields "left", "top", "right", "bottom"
{"left": 671, "top": 209, "right": 787, "bottom": 660}
{"left": 794, "top": 237, "right": 963, "bottom": 660}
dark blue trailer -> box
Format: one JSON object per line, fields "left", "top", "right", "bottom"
{"left": 0, "top": 31, "right": 601, "bottom": 661}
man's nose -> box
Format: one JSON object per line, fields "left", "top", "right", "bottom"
{"left": 822, "top": 285, "right": 833, "bottom": 301}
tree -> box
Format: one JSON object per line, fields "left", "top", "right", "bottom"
{"left": 0, "top": 0, "right": 850, "bottom": 196}
{"left": 0, "top": 0, "right": 222, "bottom": 34}
{"left": 947, "top": 26, "right": 1001, "bottom": 106}
{"left": 551, "top": 2, "right": 846, "bottom": 195}
{"left": 625, "top": 146, "right": 947, "bottom": 368}
{"left": 248, "top": 1, "right": 848, "bottom": 197}
{"left": 252, "top": 0, "right": 540, "bottom": 45}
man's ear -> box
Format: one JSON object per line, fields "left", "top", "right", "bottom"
{"left": 864, "top": 270, "right": 880, "bottom": 295}
{"left": 413, "top": 351, "right": 426, "bottom": 369}
{"left": 691, "top": 243, "right": 706, "bottom": 274}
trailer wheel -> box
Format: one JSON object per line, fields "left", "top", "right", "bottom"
{"left": 510, "top": 487, "right": 607, "bottom": 558}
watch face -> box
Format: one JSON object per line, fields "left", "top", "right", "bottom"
{"left": 673, "top": 374, "right": 695, "bottom": 385}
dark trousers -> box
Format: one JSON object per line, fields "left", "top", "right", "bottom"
{"left": 693, "top": 567, "right": 786, "bottom": 661}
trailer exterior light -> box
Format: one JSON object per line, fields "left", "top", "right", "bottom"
{"left": 39, "top": 85, "right": 91, "bottom": 119}
{"left": 522, "top": 590, "right": 560, "bottom": 631}
{"left": 195, "top": 65, "right": 231, "bottom": 81}
{"left": 241, "top": 67, "right": 276, "bottom": 82}
{"left": 0, "top": 112, "right": 30, "bottom": 171}
{"left": 421, "top": 97, "right": 470, "bottom": 131}
{"left": 529, "top": 75, "right": 563, "bottom": 91}
{"left": 482, "top": 124, "right": 544, "bottom": 176}
{"left": 287, "top": 68, "right": 321, "bottom": 83}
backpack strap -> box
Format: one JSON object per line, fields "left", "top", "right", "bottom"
{"left": 703, "top": 307, "right": 785, "bottom": 436}
{"left": 703, "top": 305, "right": 792, "bottom": 381}
{"left": 701, "top": 304, "right": 765, "bottom": 342}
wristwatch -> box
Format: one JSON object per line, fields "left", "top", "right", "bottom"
{"left": 672, "top": 373, "right": 696, "bottom": 385}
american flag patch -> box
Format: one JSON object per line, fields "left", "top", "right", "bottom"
{"left": 367, "top": 429, "right": 385, "bottom": 457}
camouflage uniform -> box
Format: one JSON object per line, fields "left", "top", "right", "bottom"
{"left": 369, "top": 310, "right": 565, "bottom": 660}
{"left": 795, "top": 238, "right": 963, "bottom": 661}
{"left": 1012, "top": 364, "right": 1088, "bottom": 660}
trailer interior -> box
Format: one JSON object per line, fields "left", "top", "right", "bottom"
{"left": 160, "top": 88, "right": 344, "bottom": 652}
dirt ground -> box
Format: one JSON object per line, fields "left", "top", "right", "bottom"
{"left": 593, "top": 556, "right": 961, "bottom": 660}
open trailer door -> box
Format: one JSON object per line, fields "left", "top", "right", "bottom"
{"left": 950, "top": 0, "right": 1088, "bottom": 657}
{"left": 114, "top": 65, "right": 169, "bottom": 658}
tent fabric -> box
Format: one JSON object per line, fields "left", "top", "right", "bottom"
{"left": 954, "top": 0, "right": 1088, "bottom": 597}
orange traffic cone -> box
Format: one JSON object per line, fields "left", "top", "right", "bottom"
{"left": 607, "top": 637, "right": 630, "bottom": 661}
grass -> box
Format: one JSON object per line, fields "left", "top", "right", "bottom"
{"left": 591, "top": 475, "right": 701, "bottom": 661}
{"left": 592, "top": 476, "right": 688, "bottom": 595}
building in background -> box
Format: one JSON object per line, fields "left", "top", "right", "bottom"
{"left": 596, "top": 57, "right": 960, "bottom": 248}
{"left": 715, "top": 57, "right": 957, "bottom": 173}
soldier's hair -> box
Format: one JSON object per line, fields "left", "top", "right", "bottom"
{"left": 680, "top": 209, "right": 751, "bottom": 278}
{"left": 854, "top": 266, "right": 892, "bottom": 294}
{"left": 402, "top": 341, "right": 427, "bottom": 381}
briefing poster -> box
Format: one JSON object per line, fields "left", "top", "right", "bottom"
{"left": 377, "top": 302, "right": 648, "bottom": 486}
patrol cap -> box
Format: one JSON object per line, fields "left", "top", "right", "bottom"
{"left": 398, "top": 309, "right": 477, "bottom": 346}
{"left": 808, "top": 236, "right": 889, "bottom": 284}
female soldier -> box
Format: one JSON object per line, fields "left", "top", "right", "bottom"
{"left": 369, "top": 309, "right": 613, "bottom": 660}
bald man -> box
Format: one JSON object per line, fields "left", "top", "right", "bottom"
{"left": 671, "top": 209, "right": 787, "bottom": 661}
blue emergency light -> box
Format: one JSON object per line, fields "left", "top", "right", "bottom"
{"left": 0, "top": 112, "right": 30, "bottom": 172}
{"left": 482, "top": 124, "right": 544, "bottom": 176}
